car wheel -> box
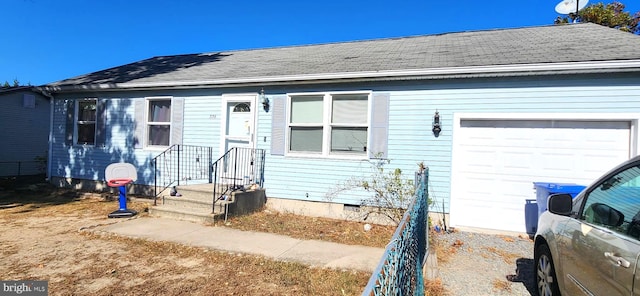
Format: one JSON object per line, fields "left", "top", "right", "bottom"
{"left": 535, "top": 243, "right": 561, "bottom": 296}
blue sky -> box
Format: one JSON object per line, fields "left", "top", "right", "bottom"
{"left": 3, "top": 0, "right": 639, "bottom": 85}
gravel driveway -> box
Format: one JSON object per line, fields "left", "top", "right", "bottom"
{"left": 434, "top": 229, "right": 535, "bottom": 295}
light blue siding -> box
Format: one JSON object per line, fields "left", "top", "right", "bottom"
{"left": 181, "top": 95, "right": 222, "bottom": 148}
{"left": 50, "top": 91, "right": 224, "bottom": 184}
{"left": 51, "top": 96, "right": 152, "bottom": 182}
{"left": 384, "top": 79, "right": 640, "bottom": 213}
{"left": 49, "top": 76, "right": 640, "bottom": 214}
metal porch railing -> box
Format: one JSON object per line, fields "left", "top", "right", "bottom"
{"left": 211, "top": 147, "right": 265, "bottom": 211}
{"left": 362, "top": 169, "right": 430, "bottom": 296}
{"left": 153, "top": 145, "right": 266, "bottom": 206}
{"left": 152, "top": 145, "right": 214, "bottom": 198}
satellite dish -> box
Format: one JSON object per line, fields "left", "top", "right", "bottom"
{"left": 555, "top": 0, "right": 589, "bottom": 14}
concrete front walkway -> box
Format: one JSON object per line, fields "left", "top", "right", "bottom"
{"left": 92, "top": 217, "right": 385, "bottom": 272}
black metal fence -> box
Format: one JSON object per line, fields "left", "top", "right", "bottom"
{"left": 0, "top": 161, "right": 43, "bottom": 177}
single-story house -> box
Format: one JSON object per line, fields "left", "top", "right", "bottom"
{"left": 42, "top": 23, "right": 640, "bottom": 233}
{"left": 0, "top": 86, "right": 50, "bottom": 177}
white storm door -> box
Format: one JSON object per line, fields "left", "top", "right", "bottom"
{"left": 220, "top": 95, "right": 257, "bottom": 186}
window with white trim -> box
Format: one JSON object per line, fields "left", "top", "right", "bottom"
{"left": 288, "top": 93, "right": 369, "bottom": 156}
{"left": 147, "top": 98, "right": 172, "bottom": 147}
{"left": 75, "top": 99, "right": 97, "bottom": 145}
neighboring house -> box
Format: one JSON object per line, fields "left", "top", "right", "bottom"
{"left": 0, "top": 86, "right": 50, "bottom": 177}
{"left": 42, "top": 23, "right": 640, "bottom": 233}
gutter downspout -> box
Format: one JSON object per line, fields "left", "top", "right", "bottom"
{"left": 36, "top": 87, "right": 55, "bottom": 183}
{"left": 47, "top": 97, "right": 53, "bottom": 182}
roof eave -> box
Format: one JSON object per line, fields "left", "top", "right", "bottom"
{"left": 44, "top": 60, "right": 640, "bottom": 93}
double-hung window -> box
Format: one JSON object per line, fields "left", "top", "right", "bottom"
{"left": 288, "top": 93, "right": 369, "bottom": 156}
{"left": 75, "top": 99, "right": 97, "bottom": 145}
{"left": 147, "top": 98, "right": 172, "bottom": 147}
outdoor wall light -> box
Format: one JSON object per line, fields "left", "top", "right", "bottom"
{"left": 260, "top": 88, "right": 270, "bottom": 112}
{"left": 432, "top": 110, "right": 441, "bottom": 137}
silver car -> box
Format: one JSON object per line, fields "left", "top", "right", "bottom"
{"left": 535, "top": 155, "right": 640, "bottom": 296}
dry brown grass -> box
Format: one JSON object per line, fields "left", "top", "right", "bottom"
{"left": 424, "top": 278, "right": 447, "bottom": 296}
{"left": 77, "top": 232, "right": 370, "bottom": 295}
{"left": 0, "top": 185, "right": 446, "bottom": 295}
{"left": 492, "top": 278, "right": 512, "bottom": 293}
{"left": 222, "top": 210, "right": 397, "bottom": 248}
{"left": 0, "top": 186, "right": 370, "bottom": 295}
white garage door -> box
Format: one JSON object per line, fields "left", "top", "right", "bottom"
{"left": 450, "top": 119, "right": 631, "bottom": 233}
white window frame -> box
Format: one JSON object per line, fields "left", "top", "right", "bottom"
{"left": 74, "top": 98, "right": 97, "bottom": 146}
{"left": 286, "top": 91, "right": 371, "bottom": 159}
{"left": 145, "top": 96, "right": 173, "bottom": 148}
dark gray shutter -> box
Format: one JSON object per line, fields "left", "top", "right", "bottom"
{"left": 369, "top": 93, "right": 390, "bottom": 159}
{"left": 171, "top": 97, "right": 184, "bottom": 145}
{"left": 65, "top": 100, "right": 75, "bottom": 145}
{"left": 95, "top": 99, "right": 107, "bottom": 147}
{"left": 270, "top": 95, "right": 287, "bottom": 156}
{"left": 134, "top": 99, "right": 145, "bottom": 149}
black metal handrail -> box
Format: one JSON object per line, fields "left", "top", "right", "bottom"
{"left": 211, "top": 147, "right": 265, "bottom": 212}
{"left": 153, "top": 145, "right": 213, "bottom": 199}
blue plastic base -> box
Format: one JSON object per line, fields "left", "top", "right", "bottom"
{"left": 108, "top": 184, "right": 136, "bottom": 218}
{"left": 108, "top": 209, "right": 138, "bottom": 218}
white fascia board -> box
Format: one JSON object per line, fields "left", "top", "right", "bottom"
{"left": 49, "top": 60, "right": 640, "bottom": 92}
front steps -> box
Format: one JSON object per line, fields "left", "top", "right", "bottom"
{"left": 149, "top": 183, "right": 266, "bottom": 224}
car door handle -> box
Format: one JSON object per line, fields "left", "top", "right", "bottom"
{"left": 604, "top": 252, "right": 631, "bottom": 268}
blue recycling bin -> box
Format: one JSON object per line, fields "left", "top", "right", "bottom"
{"left": 533, "top": 182, "right": 586, "bottom": 217}
{"left": 525, "top": 182, "right": 586, "bottom": 237}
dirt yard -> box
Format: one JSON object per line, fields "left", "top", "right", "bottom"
{"left": 0, "top": 185, "right": 375, "bottom": 295}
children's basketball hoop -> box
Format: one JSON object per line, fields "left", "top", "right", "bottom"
{"left": 105, "top": 163, "right": 138, "bottom": 218}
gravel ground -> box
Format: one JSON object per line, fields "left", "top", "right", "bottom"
{"left": 434, "top": 229, "right": 536, "bottom": 296}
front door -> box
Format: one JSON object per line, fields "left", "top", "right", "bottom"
{"left": 220, "top": 95, "right": 257, "bottom": 186}
{"left": 222, "top": 95, "right": 256, "bottom": 153}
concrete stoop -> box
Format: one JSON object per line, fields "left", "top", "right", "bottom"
{"left": 148, "top": 206, "right": 220, "bottom": 224}
{"left": 149, "top": 184, "right": 266, "bottom": 223}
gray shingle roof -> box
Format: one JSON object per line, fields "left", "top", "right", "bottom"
{"left": 48, "top": 23, "right": 640, "bottom": 91}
